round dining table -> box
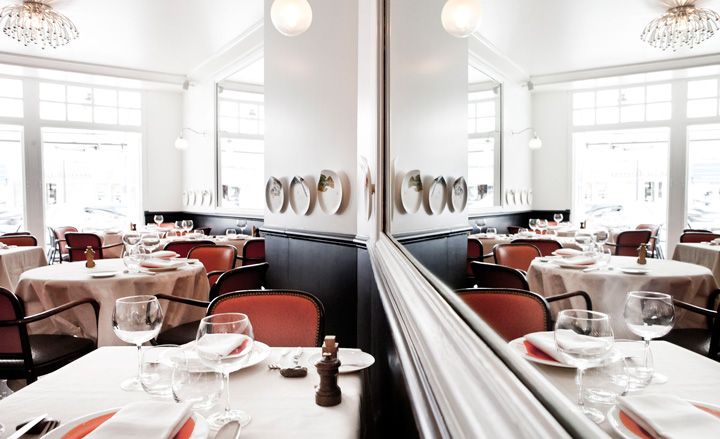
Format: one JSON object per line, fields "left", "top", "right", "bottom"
{"left": 15, "top": 259, "right": 209, "bottom": 346}
{"left": 0, "top": 245, "right": 47, "bottom": 290}
{"left": 673, "top": 242, "right": 720, "bottom": 285}
{"left": 527, "top": 256, "right": 718, "bottom": 339}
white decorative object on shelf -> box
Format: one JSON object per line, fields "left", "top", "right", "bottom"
{"left": 182, "top": 191, "right": 189, "bottom": 207}
{"left": 289, "top": 176, "right": 312, "bottom": 215}
{"left": 450, "top": 177, "right": 468, "bottom": 212}
{"left": 265, "top": 177, "right": 285, "bottom": 213}
{"left": 400, "top": 170, "right": 423, "bottom": 214}
{"left": 317, "top": 169, "right": 344, "bottom": 215}
{"left": 360, "top": 157, "right": 374, "bottom": 220}
{"left": 427, "top": 176, "right": 447, "bottom": 215}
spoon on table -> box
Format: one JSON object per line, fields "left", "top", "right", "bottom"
{"left": 215, "top": 420, "right": 241, "bottom": 439}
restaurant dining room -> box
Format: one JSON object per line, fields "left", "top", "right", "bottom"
{"left": 1, "top": 0, "right": 720, "bottom": 438}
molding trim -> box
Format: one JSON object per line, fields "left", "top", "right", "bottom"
{"left": 260, "top": 226, "right": 369, "bottom": 249}
{"left": 393, "top": 226, "right": 472, "bottom": 244}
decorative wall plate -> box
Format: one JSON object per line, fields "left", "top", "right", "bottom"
{"left": 528, "top": 189, "right": 533, "bottom": 205}
{"left": 317, "top": 169, "right": 343, "bottom": 214}
{"left": 449, "top": 177, "right": 468, "bottom": 212}
{"left": 511, "top": 190, "right": 518, "bottom": 206}
{"left": 265, "top": 176, "right": 284, "bottom": 213}
{"left": 289, "top": 176, "right": 311, "bottom": 215}
{"left": 400, "top": 170, "right": 423, "bottom": 213}
{"left": 505, "top": 189, "right": 512, "bottom": 206}
{"left": 520, "top": 189, "right": 528, "bottom": 205}
{"left": 360, "top": 157, "right": 373, "bottom": 220}
{"left": 201, "top": 190, "right": 212, "bottom": 207}
{"left": 427, "top": 176, "right": 447, "bottom": 214}
{"left": 182, "top": 191, "right": 189, "bottom": 206}
{"left": 189, "top": 190, "right": 197, "bottom": 206}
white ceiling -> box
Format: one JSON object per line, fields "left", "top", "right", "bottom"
{"left": 0, "top": 0, "right": 264, "bottom": 75}
{"left": 478, "top": 0, "right": 720, "bottom": 76}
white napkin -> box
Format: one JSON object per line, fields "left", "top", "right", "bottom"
{"left": 150, "top": 250, "right": 180, "bottom": 259}
{"left": 552, "top": 248, "right": 582, "bottom": 257}
{"left": 617, "top": 394, "right": 720, "bottom": 439}
{"left": 84, "top": 401, "right": 192, "bottom": 439}
{"left": 140, "top": 258, "right": 185, "bottom": 269}
{"left": 196, "top": 333, "right": 252, "bottom": 358}
{"left": 524, "top": 331, "right": 567, "bottom": 363}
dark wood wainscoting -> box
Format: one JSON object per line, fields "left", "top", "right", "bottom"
{"left": 468, "top": 209, "right": 572, "bottom": 234}
{"left": 143, "top": 211, "right": 263, "bottom": 235}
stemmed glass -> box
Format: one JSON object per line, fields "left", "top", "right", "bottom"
{"left": 183, "top": 220, "right": 194, "bottom": 234}
{"left": 592, "top": 227, "right": 610, "bottom": 251}
{"left": 196, "top": 313, "right": 254, "bottom": 428}
{"left": 528, "top": 218, "right": 538, "bottom": 234}
{"left": 153, "top": 215, "right": 164, "bottom": 228}
{"left": 226, "top": 228, "right": 237, "bottom": 239}
{"left": 475, "top": 218, "right": 487, "bottom": 233}
{"left": 112, "top": 296, "right": 164, "bottom": 391}
{"left": 623, "top": 291, "right": 675, "bottom": 390}
{"left": 537, "top": 219, "right": 548, "bottom": 235}
{"left": 236, "top": 220, "right": 248, "bottom": 236}
{"left": 574, "top": 230, "right": 594, "bottom": 252}
{"left": 140, "top": 232, "right": 161, "bottom": 254}
{"left": 553, "top": 213, "right": 564, "bottom": 225}
{"left": 175, "top": 221, "right": 184, "bottom": 235}
{"left": 555, "top": 310, "right": 614, "bottom": 423}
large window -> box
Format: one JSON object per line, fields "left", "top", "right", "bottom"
{"left": 39, "top": 82, "right": 141, "bottom": 126}
{"left": 687, "top": 78, "right": 720, "bottom": 118}
{"left": 572, "top": 83, "right": 672, "bottom": 126}
{"left": 0, "top": 126, "right": 24, "bottom": 233}
{"left": 0, "top": 77, "right": 23, "bottom": 118}
{"left": 687, "top": 125, "right": 720, "bottom": 231}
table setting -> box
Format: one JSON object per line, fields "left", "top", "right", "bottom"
{"left": 508, "top": 292, "right": 720, "bottom": 438}
{"left": 0, "top": 244, "right": 47, "bottom": 290}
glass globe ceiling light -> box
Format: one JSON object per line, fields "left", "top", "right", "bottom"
{"left": 641, "top": 0, "right": 720, "bottom": 50}
{"left": 271, "top": 0, "right": 312, "bottom": 37}
{"left": 0, "top": 0, "right": 78, "bottom": 49}
{"left": 441, "top": 0, "right": 482, "bottom": 38}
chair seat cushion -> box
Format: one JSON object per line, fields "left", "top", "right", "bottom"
{"left": 157, "top": 321, "right": 200, "bottom": 345}
{"left": 0, "top": 334, "right": 95, "bottom": 379}
{"left": 661, "top": 329, "right": 710, "bottom": 357}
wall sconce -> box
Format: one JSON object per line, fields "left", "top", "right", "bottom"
{"left": 174, "top": 128, "right": 206, "bottom": 150}
{"left": 441, "top": 0, "right": 482, "bottom": 38}
{"left": 271, "top": 0, "right": 313, "bottom": 37}
{"left": 512, "top": 127, "right": 543, "bottom": 150}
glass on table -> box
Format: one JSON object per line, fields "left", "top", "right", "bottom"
{"left": 537, "top": 219, "right": 549, "bottom": 234}
{"left": 112, "top": 295, "right": 164, "bottom": 391}
{"left": 574, "top": 230, "right": 594, "bottom": 252}
{"left": 581, "top": 354, "right": 629, "bottom": 415}
{"left": 592, "top": 227, "right": 610, "bottom": 249}
{"left": 141, "top": 345, "right": 182, "bottom": 398}
{"left": 122, "top": 231, "right": 141, "bottom": 248}
{"left": 528, "top": 218, "right": 538, "bottom": 233}
{"left": 555, "top": 310, "right": 614, "bottom": 423}
{"left": 623, "top": 291, "right": 675, "bottom": 390}
{"left": 236, "top": 219, "right": 248, "bottom": 236}
{"left": 196, "top": 313, "right": 254, "bottom": 428}
{"left": 184, "top": 220, "right": 194, "bottom": 234}
{"left": 172, "top": 351, "right": 224, "bottom": 410}
{"left": 226, "top": 228, "right": 238, "bottom": 239}
{"left": 153, "top": 215, "right": 164, "bottom": 227}
{"left": 123, "top": 245, "right": 143, "bottom": 273}
{"left": 553, "top": 213, "right": 564, "bottom": 224}
{"left": 140, "top": 232, "right": 161, "bottom": 253}
{"left": 485, "top": 227, "right": 497, "bottom": 237}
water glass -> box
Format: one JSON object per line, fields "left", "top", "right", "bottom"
{"left": 555, "top": 310, "right": 614, "bottom": 423}
{"left": 582, "top": 355, "right": 629, "bottom": 414}
{"left": 485, "top": 227, "right": 497, "bottom": 237}
{"left": 623, "top": 291, "right": 675, "bottom": 390}
{"left": 236, "top": 219, "right": 248, "bottom": 235}
{"left": 537, "top": 219, "right": 548, "bottom": 234}
{"left": 574, "top": 230, "right": 594, "bottom": 251}
{"left": 592, "top": 227, "right": 610, "bottom": 249}
{"left": 226, "top": 228, "right": 237, "bottom": 238}
{"left": 140, "top": 232, "right": 161, "bottom": 253}
{"left": 553, "top": 213, "right": 564, "bottom": 224}
{"left": 141, "top": 345, "right": 182, "bottom": 397}
{"left": 528, "top": 218, "right": 538, "bottom": 233}
{"left": 153, "top": 215, "right": 164, "bottom": 227}
{"left": 172, "top": 351, "right": 224, "bottom": 410}
{"left": 184, "top": 220, "right": 194, "bottom": 233}
{"left": 113, "top": 296, "right": 164, "bottom": 391}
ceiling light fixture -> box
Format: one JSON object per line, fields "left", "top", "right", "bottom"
{"left": 271, "top": 0, "right": 312, "bottom": 37}
{"left": 641, "top": 0, "right": 720, "bottom": 50}
{"left": 174, "top": 128, "right": 206, "bottom": 151}
{"left": 0, "top": 0, "right": 78, "bottom": 49}
{"left": 441, "top": 0, "right": 482, "bottom": 38}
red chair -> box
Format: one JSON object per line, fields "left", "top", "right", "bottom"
{"left": 155, "top": 263, "right": 270, "bottom": 345}
{"left": 456, "top": 288, "right": 592, "bottom": 341}
{"left": 241, "top": 238, "right": 265, "bottom": 266}
{"left": 636, "top": 224, "right": 661, "bottom": 258}
{"left": 0, "top": 235, "right": 37, "bottom": 247}
{"left": 510, "top": 239, "right": 562, "bottom": 257}
{"left": 493, "top": 243, "right": 541, "bottom": 272}
{"left": 65, "top": 232, "right": 123, "bottom": 262}
{"left": 163, "top": 240, "right": 215, "bottom": 258}
{"left": 48, "top": 226, "right": 78, "bottom": 263}
{"left": 188, "top": 245, "right": 237, "bottom": 285}
{"left": 1, "top": 232, "right": 30, "bottom": 236}
{"left": 680, "top": 232, "right": 720, "bottom": 243}
{"left": 467, "top": 238, "right": 486, "bottom": 278}
{"left": 684, "top": 229, "right": 712, "bottom": 233}
{"left": 0, "top": 287, "right": 99, "bottom": 383}
{"left": 608, "top": 230, "right": 652, "bottom": 256}
{"left": 661, "top": 290, "right": 719, "bottom": 361}
{"left": 470, "top": 261, "right": 529, "bottom": 290}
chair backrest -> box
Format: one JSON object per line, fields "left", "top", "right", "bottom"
{"left": 0, "top": 288, "right": 27, "bottom": 356}
{"left": 636, "top": 224, "right": 660, "bottom": 237}
{"left": 210, "top": 262, "right": 270, "bottom": 301}
{"left": 456, "top": 288, "right": 551, "bottom": 341}
{"left": 188, "top": 245, "right": 237, "bottom": 284}
{"left": 510, "top": 239, "right": 562, "bottom": 257}
{"left": 164, "top": 240, "right": 215, "bottom": 258}
{"left": 0, "top": 235, "right": 37, "bottom": 247}
{"left": 1, "top": 232, "right": 31, "bottom": 236}
{"left": 493, "top": 243, "right": 541, "bottom": 272}
{"left": 65, "top": 233, "right": 103, "bottom": 261}
{"left": 242, "top": 238, "right": 265, "bottom": 265}
{"left": 470, "top": 261, "right": 529, "bottom": 290}
{"left": 208, "top": 289, "right": 324, "bottom": 347}
{"left": 680, "top": 232, "right": 720, "bottom": 243}
{"left": 507, "top": 226, "right": 522, "bottom": 235}
{"left": 467, "top": 238, "right": 484, "bottom": 276}
{"left": 614, "top": 230, "right": 652, "bottom": 256}
{"left": 53, "top": 226, "right": 78, "bottom": 256}
{"left": 684, "top": 229, "right": 712, "bottom": 233}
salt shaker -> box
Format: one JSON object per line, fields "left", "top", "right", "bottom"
{"left": 637, "top": 244, "right": 647, "bottom": 265}
{"left": 315, "top": 335, "right": 341, "bottom": 407}
{"left": 84, "top": 246, "right": 96, "bottom": 268}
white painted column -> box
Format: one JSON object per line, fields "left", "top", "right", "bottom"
{"left": 21, "top": 78, "right": 46, "bottom": 248}
{"left": 666, "top": 79, "right": 689, "bottom": 256}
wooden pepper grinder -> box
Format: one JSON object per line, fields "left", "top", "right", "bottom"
{"left": 637, "top": 243, "right": 647, "bottom": 265}
{"left": 85, "top": 246, "right": 96, "bottom": 268}
{"left": 315, "top": 335, "right": 341, "bottom": 407}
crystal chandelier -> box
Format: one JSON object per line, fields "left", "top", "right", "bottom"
{"left": 0, "top": 0, "right": 78, "bottom": 49}
{"left": 641, "top": 0, "right": 720, "bottom": 50}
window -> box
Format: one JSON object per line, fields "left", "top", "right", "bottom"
{"left": 468, "top": 89, "right": 497, "bottom": 135}
{"left": 0, "top": 126, "right": 24, "bottom": 233}
{"left": 687, "top": 125, "right": 720, "bottom": 230}
{"left": 687, "top": 78, "right": 720, "bottom": 118}
{"left": 572, "top": 84, "right": 672, "bottom": 126}
{"left": 0, "top": 77, "right": 23, "bottom": 118}
{"left": 217, "top": 85, "right": 264, "bottom": 211}
{"left": 39, "top": 82, "right": 141, "bottom": 126}
{"left": 467, "top": 137, "right": 496, "bottom": 208}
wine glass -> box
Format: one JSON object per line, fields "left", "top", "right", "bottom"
{"left": 555, "top": 310, "right": 614, "bottom": 423}
{"left": 172, "top": 351, "right": 224, "bottom": 410}
{"left": 537, "top": 219, "right": 548, "bottom": 235}
{"left": 474, "top": 218, "right": 487, "bottom": 233}
{"left": 112, "top": 296, "right": 164, "bottom": 391}
{"left": 574, "top": 230, "right": 594, "bottom": 252}
{"left": 153, "top": 215, "right": 164, "bottom": 228}
{"left": 236, "top": 220, "right": 248, "bottom": 236}
{"left": 485, "top": 227, "right": 497, "bottom": 237}
{"left": 175, "top": 221, "right": 183, "bottom": 234}
{"left": 528, "top": 218, "right": 538, "bottom": 234}
{"left": 226, "top": 228, "right": 237, "bottom": 239}
{"left": 196, "top": 313, "right": 254, "bottom": 428}
{"left": 623, "top": 291, "right": 675, "bottom": 390}
{"left": 184, "top": 220, "right": 194, "bottom": 234}
{"left": 592, "top": 227, "right": 610, "bottom": 250}
{"left": 553, "top": 213, "right": 564, "bottom": 225}
{"left": 140, "top": 232, "right": 161, "bottom": 254}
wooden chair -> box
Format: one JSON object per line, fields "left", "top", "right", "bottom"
{"left": 493, "top": 243, "right": 541, "bottom": 272}
{"left": 187, "top": 245, "right": 237, "bottom": 285}
{"left": 661, "top": 290, "right": 719, "bottom": 362}
{"left": 0, "top": 235, "right": 37, "bottom": 247}
{"left": 456, "top": 288, "right": 592, "bottom": 341}
{"left": 608, "top": 230, "right": 651, "bottom": 256}
{"left": 470, "top": 261, "right": 529, "bottom": 290}
{"left": 65, "top": 232, "right": 123, "bottom": 261}
{"left": 1, "top": 232, "right": 31, "bottom": 236}
{"left": 163, "top": 240, "right": 215, "bottom": 258}
{"left": 0, "top": 288, "right": 99, "bottom": 383}
{"left": 48, "top": 226, "right": 78, "bottom": 263}
{"left": 240, "top": 238, "right": 265, "bottom": 266}
{"left": 510, "top": 239, "right": 562, "bottom": 257}
{"left": 680, "top": 232, "right": 720, "bottom": 243}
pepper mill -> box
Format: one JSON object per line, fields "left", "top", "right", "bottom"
{"left": 637, "top": 243, "right": 647, "bottom": 265}
{"left": 315, "top": 335, "right": 341, "bottom": 407}
{"left": 85, "top": 246, "right": 96, "bottom": 268}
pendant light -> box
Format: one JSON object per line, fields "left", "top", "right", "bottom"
{"left": 271, "top": 0, "right": 313, "bottom": 37}
{"left": 441, "top": 0, "right": 482, "bottom": 38}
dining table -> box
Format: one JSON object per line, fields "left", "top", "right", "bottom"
{"left": 527, "top": 256, "right": 718, "bottom": 339}
{"left": 0, "top": 346, "right": 363, "bottom": 439}
{"left": 471, "top": 233, "right": 584, "bottom": 262}
{"left": 672, "top": 242, "right": 720, "bottom": 285}
{"left": 0, "top": 246, "right": 47, "bottom": 291}
{"left": 14, "top": 259, "right": 210, "bottom": 346}
{"left": 160, "top": 234, "right": 252, "bottom": 253}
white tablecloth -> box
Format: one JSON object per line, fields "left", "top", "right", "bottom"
{"left": 532, "top": 341, "right": 720, "bottom": 437}
{"left": 527, "top": 256, "right": 718, "bottom": 338}
{"left": 15, "top": 259, "right": 209, "bottom": 346}
{"left": 673, "top": 243, "right": 720, "bottom": 285}
{"left": 0, "top": 246, "right": 47, "bottom": 291}
{"left": 471, "top": 234, "right": 583, "bottom": 261}
{"left": 0, "top": 347, "right": 362, "bottom": 439}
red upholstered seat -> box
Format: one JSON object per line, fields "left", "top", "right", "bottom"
{"left": 470, "top": 261, "right": 529, "bottom": 290}
{"left": 612, "top": 230, "right": 651, "bottom": 256}
{"left": 241, "top": 238, "right": 265, "bottom": 266}
{"left": 467, "top": 237, "right": 484, "bottom": 277}
{"left": 510, "top": 239, "right": 562, "bottom": 257}
{"left": 680, "top": 232, "right": 720, "bottom": 243}
{"left": 0, "top": 235, "right": 37, "bottom": 247}
{"left": 188, "top": 245, "right": 237, "bottom": 285}
{"left": 493, "top": 243, "right": 541, "bottom": 272}
{"left": 163, "top": 240, "right": 215, "bottom": 258}
{"left": 210, "top": 262, "right": 269, "bottom": 300}
{"left": 49, "top": 226, "right": 78, "bottom": 263}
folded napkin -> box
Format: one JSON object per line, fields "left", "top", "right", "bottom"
{"left": 140, "top": 258, "right": 185, "bottom": 269}
{"left": 85, "top": 401, "right": 192, "bottom": 439}
{"left": 196, "top": 333, "right": 252, "bottom": 358}
{"left": 0, "top": 243, "right": 7, "bottom": 249}
{"left": 617, "top": 394, "right": 720, "bottom": 439}
{"left": 524, "top": 332, "right": 567, "bottom": 363}
{"left": 555, "top": 255, "right": 595, "bottom": 266}
{"left": 552, "top": 248, "right": 582, "bottom": 257}
{"left": 150, "top": 250, "right": 180, "bottom": 259}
